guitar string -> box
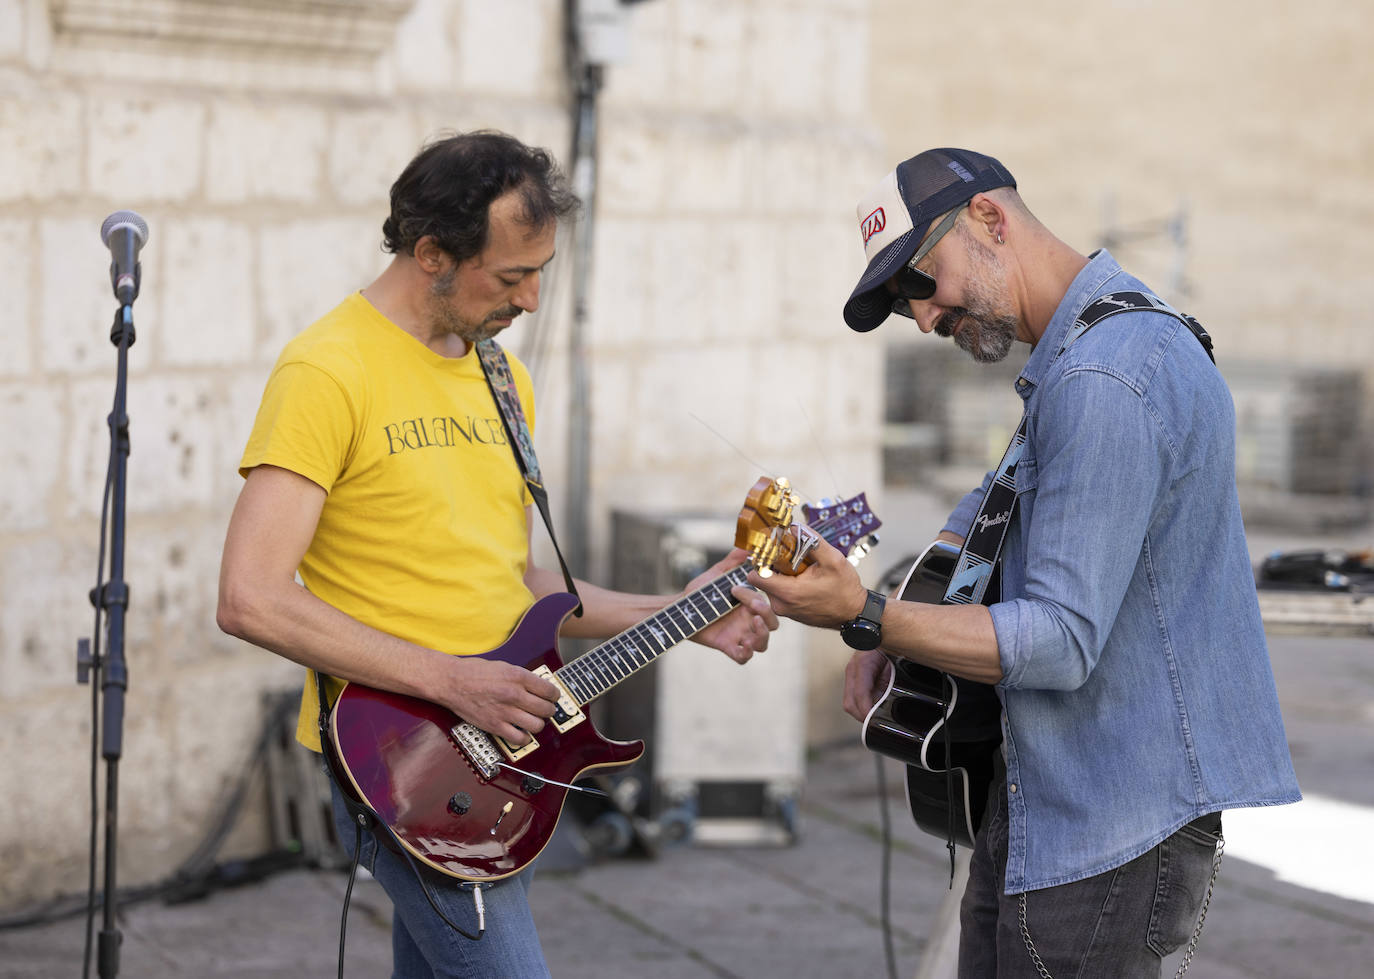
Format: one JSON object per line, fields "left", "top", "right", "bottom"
{"left": 686, "top": 412, "right": 785, "bottom": 489}
{"left": 497, "top": 504, "right": 871, "bottom": 788}
{"left": 686, "top": 409, "right": 847, "bottom": 510}
{"left": 555, "top": 501, "right": 865, "bottom": 704}
{"left": 558, "top": 567, "right": 750, "bottom": 702}
{"left": 795, "top": 396, "right": 845, "bottom": 508}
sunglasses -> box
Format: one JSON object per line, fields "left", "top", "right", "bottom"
{"left": 887, "top": 204, "right": 967, "bottom": 319}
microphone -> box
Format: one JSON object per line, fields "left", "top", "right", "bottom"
{"left": 100, "top": 211, "right": 149, "bottom": 306}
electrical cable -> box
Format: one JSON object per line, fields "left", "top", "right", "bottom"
{"left": 4, "top": 692, "right": 305, "bottom": 933}
{"left": 326, "top": 806, "right": 489, "bottom": 975}
{"left": 337, "top": 821, "right": 365, "bottom": 979}
{"left": 81, "top": 413, "right": 118, "bottom": 979}
{"left": 169, "top": 693, "right": 298, "bottom": 883}
{"left": 874, "top": 751, "right": 900, "bottom": 979}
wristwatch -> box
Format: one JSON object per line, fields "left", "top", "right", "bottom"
{"left": 840, "top": 589, "right": 886, "bottom": 650}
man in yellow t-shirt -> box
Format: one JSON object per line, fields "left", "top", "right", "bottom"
{"left": 217, "top": 131, "right": 777, "bottom": 979}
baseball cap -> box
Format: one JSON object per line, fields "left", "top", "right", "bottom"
{"left": 843, "top": 148, "right": 1016, "bottom": 332}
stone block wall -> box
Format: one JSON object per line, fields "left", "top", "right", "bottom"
{"left": 0, "top": 0, "right": 883, "bottom": 909}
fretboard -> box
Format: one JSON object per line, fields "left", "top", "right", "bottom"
{"left": 555, "top": 563, "right": 754, "bottom": 705}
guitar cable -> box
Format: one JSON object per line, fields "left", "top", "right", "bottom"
{"left": 318, "top": 684, "right": 489, "bottom": 976}
{"left": 941, "top": 675, "right": 959, "bottom": 886}
{"left": 496, "top": 760, "right": 609, "bottom": 797}
{"left": 81, "top": 436, "right": 117, "bottom": 979}
{"left": 874, "top": 752, "right": 901, "bottom": 979}
{"left": 337, "top": 820, "right": 364, "bottom": 979}
{"left": 329, "top": 796, "right": 489, "bottom": 977}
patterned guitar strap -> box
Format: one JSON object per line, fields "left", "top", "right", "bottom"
{"left": 943, "top": 290, "right": 1214, "bottom": 607}
{"left": 941, "top": 288, "right": 1214, "bottom": 663}
{"left": 308, "top": 338, "right": 592, "bottom": 946}
{"left": 935, "top": 417, "right": 1024, "bottom": 875}
{"left": 935, "top": 291, "right": 1215, "bottom": 872}
{"left": 475, "top": 338, "right": 583, "bottom": 616}
{"left": 946, "top": 292, "right": 1220, "bottom": 978}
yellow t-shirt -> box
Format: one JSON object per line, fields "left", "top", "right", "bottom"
{"left": 239, "top": 292, "right": 537, "bottom": 750}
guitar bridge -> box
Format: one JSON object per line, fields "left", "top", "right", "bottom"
{"left": 450, "top": 722, "right": 502, "bottom": 779}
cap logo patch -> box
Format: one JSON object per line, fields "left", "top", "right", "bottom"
{"left": 860, "top": 207, "right": 886, "bottom": 245}
{"left": 947, "top": 160, "right": 974, "bottom": 182}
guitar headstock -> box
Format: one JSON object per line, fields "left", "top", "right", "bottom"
{"left": 735, "top": 477, "right": 882, "bottom": 578}
{"left": 803, "top": 492, "right": 882, "bottom": 568}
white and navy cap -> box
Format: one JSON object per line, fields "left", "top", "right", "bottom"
{"left": 843, "top": 148, "right": 1016, "bottom": 332}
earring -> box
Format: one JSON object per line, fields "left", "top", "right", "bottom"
{"left": 996, "top": 234, "right": 1005, "bottom": 245}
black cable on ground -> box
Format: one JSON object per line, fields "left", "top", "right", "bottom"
{"left": 81, "top": 439, "right": 117, "bottom": 979}
{"left": 3, "top": 691, "right": 312, "bottom": 933}
{"left": 875, "top": 751, "right": 899, "bottom": 979}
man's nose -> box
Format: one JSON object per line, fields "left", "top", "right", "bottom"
{"left": 909, "top": 300, "right": 936, "bottom": 333}
{"left": 515, "top": 271, "right": 541, "bottom": 312}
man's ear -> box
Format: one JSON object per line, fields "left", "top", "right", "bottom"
{"left": 412, "top": 235, "right": 452, "bottom": 275}
{"left": 967, "top": 193, "right": 1006, "bottom": 242}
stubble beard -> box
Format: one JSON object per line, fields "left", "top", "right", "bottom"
{"left": 933, "top": 230, "right": 1019, "bottom": 364}
{"left": 427, "top": 268, "right": 520, "bottom": 345}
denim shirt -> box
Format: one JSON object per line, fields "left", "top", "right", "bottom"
{"left": 943, "top": 250, "right": 1301, "bottom": 894}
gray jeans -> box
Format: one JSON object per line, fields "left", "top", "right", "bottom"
{"left": 958, "top": 762, "right": 1222, "bottom": 978}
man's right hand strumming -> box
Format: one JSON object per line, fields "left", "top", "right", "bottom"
{"left": 431, "top": 655, "right": 560, "bottom": 747}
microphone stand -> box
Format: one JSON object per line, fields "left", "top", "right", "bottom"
{"left": 77, "top": 301, "right": 136, "bottom": 979}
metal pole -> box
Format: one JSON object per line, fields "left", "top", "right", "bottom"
{"left": 564, "top": 61, "right": 603, "bottom": 578}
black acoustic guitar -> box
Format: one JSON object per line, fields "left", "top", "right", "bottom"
{"left": 860, "top": 539, "right": 1004, "bottom": 847}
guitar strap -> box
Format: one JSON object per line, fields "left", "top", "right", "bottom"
{"left": 306, "top": 341, "right": 585, "bottom": 949}
{"left": 1059, "top": 290, "right": 1215, "bottom": 364}
{"left": 475, "top": 338, "right": 582, "bottom": 616}
{"left": 944, "top": 289, "right": 1215, "bottom": 609}
{"left": 934, "top": 291, "right": 1215, "bottom": 862}
{"left": 314, "top": 340, "right": 581, "bottom": 761}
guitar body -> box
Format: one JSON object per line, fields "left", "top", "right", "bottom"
{"left": 329, "top": 592, "right": 644, "bottom": 882}
{"left": 325, "top": 478, "right": 881, "bottom": 883}
{"left": 861, "top": 540, "right": 1003, "bottom": 847}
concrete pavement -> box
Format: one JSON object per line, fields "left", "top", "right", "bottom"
{"left": 3, "top": 631, "right": 1372, "bottom": 977}
{"left": 2, "top": 485, "right": 1372, "bottom": 978}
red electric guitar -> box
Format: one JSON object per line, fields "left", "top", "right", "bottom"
{"left": 326, "top": 477, "right": 880, "bottom": 881}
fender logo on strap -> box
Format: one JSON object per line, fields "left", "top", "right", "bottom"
{"left": 974, "top": 509, "right": 1012, "bottom": 534}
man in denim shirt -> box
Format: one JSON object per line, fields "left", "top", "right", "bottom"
{"left": 752, "top": 148, "right": 1301, "bottom": 977}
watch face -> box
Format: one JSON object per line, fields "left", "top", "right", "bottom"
{"left": 842, "top": 620, "right": 881, "bottom": 650}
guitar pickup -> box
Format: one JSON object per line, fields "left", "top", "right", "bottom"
{"left": 535, "top": 665, "right": 586, "bottom": 734}
{"left": 495, "top": 730, "right": 539, "bottom": 762}
{"left": 494, "top": 666, "right": 585, "bottom": 762}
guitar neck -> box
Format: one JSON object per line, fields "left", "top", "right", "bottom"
{"left": 554, "top": 562, "right": 754, "bottom": 706}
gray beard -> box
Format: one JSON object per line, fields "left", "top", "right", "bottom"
{"left": 938, "top": 306, "right": 1017, "bottom": 363}
{"left": 934, "top": 233, "right": 1019, "bottom": 363}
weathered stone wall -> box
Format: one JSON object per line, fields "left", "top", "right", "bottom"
{"left": 0, "top": 0, "right": 881, "bottom": 909}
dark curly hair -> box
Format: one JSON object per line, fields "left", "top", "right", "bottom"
{"left": 381, "top": 130, "right": 579, "bottom": 261}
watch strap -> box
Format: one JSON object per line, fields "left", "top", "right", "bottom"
{"left": 857, "top": 589, "right": 885, "bottom": 624}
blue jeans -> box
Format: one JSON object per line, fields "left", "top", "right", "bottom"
{"left": 958, "top": 760, "right": 1222, "bottom": 978}
{"left": 328, "top": 776, "right": 551, "bottom": 979}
